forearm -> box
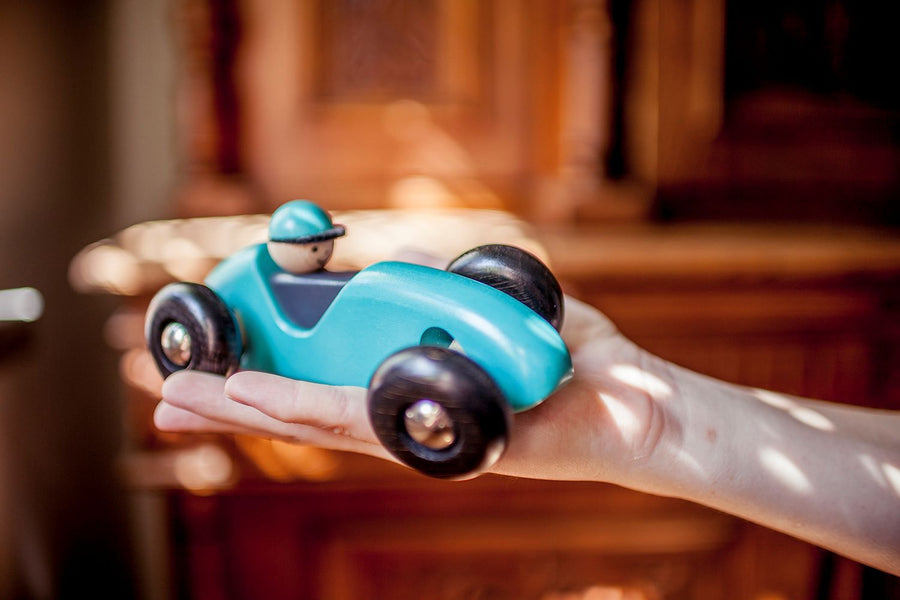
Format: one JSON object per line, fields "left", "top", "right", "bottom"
{"left": 643, "top": 359, "right": 900, "bottom": 574}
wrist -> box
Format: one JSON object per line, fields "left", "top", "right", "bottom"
{"left": 611, "top": 354, "right": 730, "bottom": 500}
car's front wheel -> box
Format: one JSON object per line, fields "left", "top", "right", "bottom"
{"left": 367, "top": 346, "right": 511, "bottom": 479}
{"left": 145, "top": 282, "right": 242, "bottom": 378}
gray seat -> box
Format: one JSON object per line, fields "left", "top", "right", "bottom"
{"left": 269, "top": 270, "right": 356, "bottom": 329}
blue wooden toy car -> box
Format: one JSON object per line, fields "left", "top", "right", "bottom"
{"left": 146, "top": 201, "right": 572, "bottom": 478}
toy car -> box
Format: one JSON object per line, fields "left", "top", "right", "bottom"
{"left": 146, "top": 204, "right": 572, "bottom": 479}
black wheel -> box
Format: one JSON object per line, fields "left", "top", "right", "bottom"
{"left": 145, "top": 282, "right": 242, "bottom": 378}
{"left": 447, "top": 244, "right": 564, "bottom": 330}
{"left": 368, "top": 346, "right": 511, "bottom": 479}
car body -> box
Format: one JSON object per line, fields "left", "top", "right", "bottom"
{"left": 204, "top": 243, "right": 572, "bottom": 412}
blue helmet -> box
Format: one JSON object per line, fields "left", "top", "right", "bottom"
{"left": 268, "top": 200, "right": 346, "bottom": 244}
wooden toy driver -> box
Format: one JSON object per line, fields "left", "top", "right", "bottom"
{"left": 266, "top": 200, "right": 346, "bottom": 274}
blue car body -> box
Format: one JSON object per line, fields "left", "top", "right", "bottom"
{"left": 205, "top": 244, "right": 573, "bottom": 412}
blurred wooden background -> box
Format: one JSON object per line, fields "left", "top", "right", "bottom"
{"left": 172, "top": 0, "right": 898, "bottom": 227}
{"left": 2, "top": 0, "right": 898, "bottom": 598}
{"left": 131, "top": 1, "right": 899, "bottom": 598}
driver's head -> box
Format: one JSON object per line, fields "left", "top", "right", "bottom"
{"left": 267, "top": 200, "right": 345, "bottom": 274}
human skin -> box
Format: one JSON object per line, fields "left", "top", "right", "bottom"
{"left": 155, "top": 296, "right": 900, "bottom": 575}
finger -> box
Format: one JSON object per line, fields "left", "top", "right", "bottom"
{"left": 154, "top": 400, "right": 261, "bottom": 436}
{"left": 156, "top": 393, "right": 298, "bottom": 439}
{"left": 161, "top": 371, "right": 270, "bottom": 431}
{"left": 161, "top": 369, "right": 228, "bottom": 411}
{"left": 161, "top": 371, "right": 390, "bottom": 458}
{"left": 224, "top": 371, "right": 379, "bottom": 445}
{"left": 155, "top": 397, "right": 400, "bottom": 468}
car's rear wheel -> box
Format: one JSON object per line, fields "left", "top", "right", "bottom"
{"left": 145, "top": 282, "right": 242, "bottom": 378}
{"left": 447, "top": 244, "right": 564, "bottom": 330}
{"left": 367, "top": 346, "right": 511, "bottom": 479}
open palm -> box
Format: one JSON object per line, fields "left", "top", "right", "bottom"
{"left": 155, "top": 296, "right": 672, "bottom": 485}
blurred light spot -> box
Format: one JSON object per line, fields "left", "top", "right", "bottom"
{"left": 174, "top": 444, "right": 234, "bottom": 492}
{"left": 882, "top": 463, "right": 900, "bottom": 498}
{"left": 388, "top": 175, "right": 456, "bottom": 209}
{"left": 383, "top": 99, "right": 430, "bottom": 141}
{"left": 69, "top": 244, "right": 142, "bottom": 295}
{"left": 128, "top": 221, "right": 174, "bottom": 262}
{"left": 788, "top": 407, "right": 835, "bottom": 431}
{"left": 156, "top": 237, "right": 217, "bottom": 281}
{"left": 0, "top": 287, "right": 43, "bottom": 322}
{"left": 752, "top": 389, "right": 835, "bottom": 431}
{"left": 270, "top": 440, "right": 340, "bottom": 481}
{"left": 235, "top": 436, "right": 340, "bottom": 482}
{"left": 672, "top": 448, "right": 707, "bottom": 480}
{"left": 858, "top": 454, "right": 888, "bottom": 488}
{"left": 162, "top": 236, "right": 203, "bottom": 263}
{"left": 609, "top": 364, "right": 672, "bottom": 399}
{"left": 759, "top": 447, "right": 812, "bottom": 494}
{"left": 119, "top": 348, "right": 164, "bottom": 398}
{"left": 753, "top": 593, "right": 789, "bottom": 600}
{"left": 541, "top": 584, "right": 657, "bottom": 600}
{"left": 753, "top": 389, "right": 796, "bottom": 410}
{"left": 599, "top": 393, "right": 641, "bottom": 437}
{"left": 236, "top": 220, "right": 268, "bottom": 248}
{"left": 103, "top": 308, "right": 146, "bottom": 350}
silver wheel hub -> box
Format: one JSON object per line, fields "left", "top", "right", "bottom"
{"left": 161, "top": 322, "right": 192, "bottom": 367}
{"left": 404, "top": 399, "right": 456, "bottom": 450}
